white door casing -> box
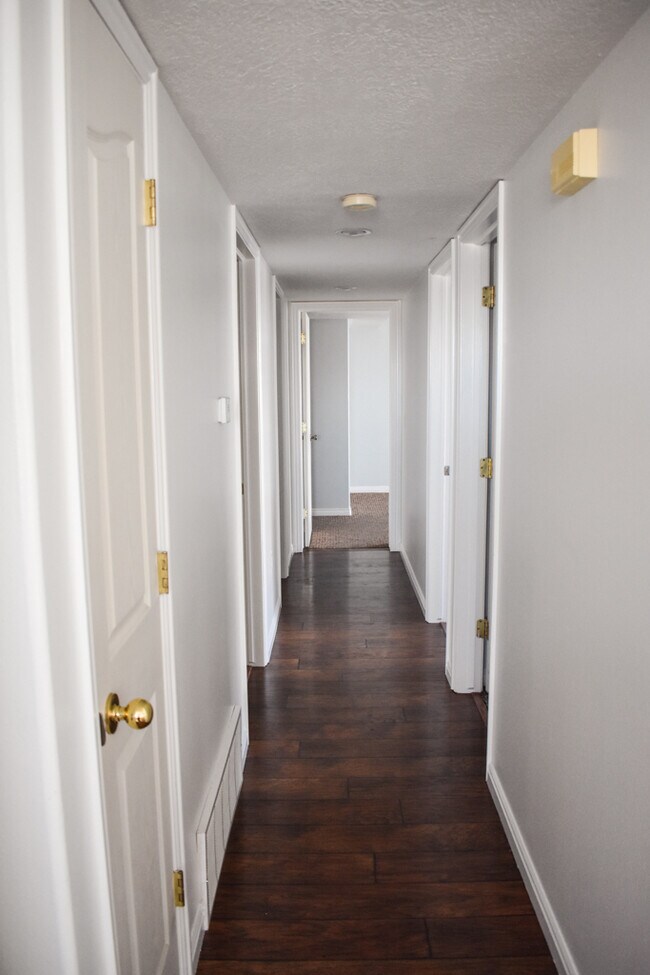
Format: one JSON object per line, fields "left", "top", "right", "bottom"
{"left": 300, "top": 313, "right": 313, "bottom": 547}
{"left": 68, "top": 1, "right": 178, "bottom": 971}
{"left": 445, "top": 184, "right": 502, "bottom": 697}
{"left": 235, "top": 220, "right": 266, "bottom": 666}
{"left": 426, "top": 242, "right": 455, "bottom": 627}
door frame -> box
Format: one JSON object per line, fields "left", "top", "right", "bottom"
{"left": 235, "top": 214, "right": 267, "bottom": 666}
{"left": 425, "top": 240, "right": 457, "bottom": 626}
{"left": 300, "top": 312, "right": 313, "bottom": 546}
{"left": 288, "top": 300, "right": 402, "bottom": 554}
{"left": 443, "top": 183, "right": 504, "bottom": 720}
{"left": 274, "top": 279, "right": 293, "bottom": 578}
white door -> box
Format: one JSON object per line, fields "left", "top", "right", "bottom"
{"left": 68, "top": 1, "right": 178, "bottom": 972}
{"left": 300, "top": 314, "right": 313, "bottom": 546}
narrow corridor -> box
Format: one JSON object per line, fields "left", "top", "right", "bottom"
{"left": 197, "top": 551, "right": 555, "bottom": 973}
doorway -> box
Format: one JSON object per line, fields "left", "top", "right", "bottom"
{"left": 308, "top": 315, "right": 391, "bottom": 549}
{"left": 288, "top": 301, "right": 402, "bottom": 558}
{"left": 441, "top": 183, "right": 502, "bottom": 707}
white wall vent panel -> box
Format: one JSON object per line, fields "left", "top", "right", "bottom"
{"left": 196, "top": 706, "right": 244, "bottom": 928}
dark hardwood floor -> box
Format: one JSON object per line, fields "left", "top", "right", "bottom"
{"left": 197, "top": 550, "right": 556, "bottom": 974}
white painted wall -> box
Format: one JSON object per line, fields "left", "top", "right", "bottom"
{"left": 156, "top": 84, "right": 250, "bottom": 951}
{"left": 349, "top": 317, "right": 390, "bottom": 490}
{"left": 491, "top": 10, "right": 650, "bottom": 973}
{"left": 400, "top": 270, "right": 429, "bottom": 611}
{"left": 310, "top": 318, "right": 351, "bottom": 513}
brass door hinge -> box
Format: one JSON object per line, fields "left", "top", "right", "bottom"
{"left": 144, "top": 178, "right": 157, "bottom": 227}
{"left": 300, "top": 331, "right": 306, "bottom": 346}
{"left": 482, "top": 285, "right": 495, "bottom": 309}
{"left": 173, "top": 869, "right": 185, "bottom": 908}
{"left": 479, "top": 457, "right": 493, "bottom": 479}
{"left": 303, "top": 507, "right": 307, "bottom": 520}
{"left": 476, "top": 618, "right": 490, "bottom": 640}
{"left": 301, "top": 421, "right": 307, "bottom": 434}
{"left": 157, "top": 551, "right": 169, "bottom": 594}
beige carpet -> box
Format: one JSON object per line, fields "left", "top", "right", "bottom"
{"left": 309, "top": 493, "right": 389, "bottom": 549}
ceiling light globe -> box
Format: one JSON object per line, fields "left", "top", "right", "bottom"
{"left": 341, "top": 193, "right": 377, "bottom": 212}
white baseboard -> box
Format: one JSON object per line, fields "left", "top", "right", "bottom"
{"left": 190, "top": 906, "right": 205, "bottom": 972}
{"left": 487, "top": 764, "right": 579, "bottom": 975}
{"left": 350, "top": 486, "right": 389, "bottom": 493}
{"left": 265, "top": 594, "right": 282, "bottom": 663}
{"left": 281, "top": 546, "right": 294, "bottom": 580}
{"left": 313, "top": 507, "right": 351, "bottom": 516}
{"left": 400, "top": 548, "right": 426, "bottom": 617}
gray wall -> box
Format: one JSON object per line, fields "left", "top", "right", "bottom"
{"left": 400, "top": 270, "right": 429, "bottom": 598}
{"left": 310, "top": 318, "right": 350, "bottom": 513}
{"left": 349, "top": 317, "right": 390, "bottom": 490}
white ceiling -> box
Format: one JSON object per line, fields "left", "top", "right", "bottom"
{"left": 122, "top": 0, "right": 648, "bottom": 299}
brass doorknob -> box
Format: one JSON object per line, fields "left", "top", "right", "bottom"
{"left": 104, "top": 692, "right": 154, "bottom": 735}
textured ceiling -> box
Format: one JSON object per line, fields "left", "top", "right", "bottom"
{"left": 122, "top": 0, "right": 648, "bottom": 298}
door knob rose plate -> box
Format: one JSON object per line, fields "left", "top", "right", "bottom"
{"left": 104, "top": 692, "right": 154, "bottom": 735}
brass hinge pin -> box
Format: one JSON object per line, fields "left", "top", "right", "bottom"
{"left": 157, "top": 551, "right": 169, "bottom": 595}
{"left": 173, "top": 869, "right": 185, "bottom": 908}
{"left": 144, "top": 178, "right": 157, "bottom": 227}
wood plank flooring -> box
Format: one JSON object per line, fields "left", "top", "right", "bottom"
{"left": 197, "top": 550, "right": 556, "bottom": 974}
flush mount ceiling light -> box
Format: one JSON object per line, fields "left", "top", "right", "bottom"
{"left": 337, "top": 228, "right": 372, "bottom": 237}
{"left": 341, "top": 193, "right": 377, "bottom": 211}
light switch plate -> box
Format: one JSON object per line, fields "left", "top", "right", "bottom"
{"left": 215, "top": 397, "right": 231, "bottom": 424}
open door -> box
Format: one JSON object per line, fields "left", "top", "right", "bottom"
{"left": 480, "top": 240, "right": 498, "bottom": 701}
{"left": 68, "top": 0, "right": 179, "bottom": 970}
{"left": 300, "top": 313, "right": 313, "bottom": 547}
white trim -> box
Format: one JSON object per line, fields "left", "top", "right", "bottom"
{"left": 350, "top": 485, "right": 389, "bottom": 493}
{"left": 445, "top": 183, "right": 500, "bottom": 694}
{"left": 190, "top": 908, "right": 205, "bottom": 974}
{"left": 313, "top": 507, "right": 352, "bottom": 516}
{"left": 145, "top": 75, "right": 191, "bottom": 974}
{"left": 487, "top": 765, "right": 579, "bottom": 975}
{"left": 389, "top": 302, "right": 403, "bottom": 552}
{"left": 274, "top": 278, "right": 293, "bottom": 579}
{"left": 289, "top": 308, "right": 304, "bottom": 555}
{"left": 264, "top": 593, "right": 282, "bottom": 664}
{"left": 425, "top": 242, "right": 454, "bottom": 625}
{"left": 90, "top": 0, "right": 156, "bottom": 81}
{"left": 485, "top": 182, "right": 506, "bottom": 770}
{"left": 400, "top": 548, "right": 426, "bottom": 616}
{"left": 288, "top": 300, "right": 402, "bottom": 559}
{"left": 235, "top": 212, "right": 266, "bottom": 667}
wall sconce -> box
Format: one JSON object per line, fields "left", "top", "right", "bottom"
{"left": 551, "top": 129, "right": 598, "bottom": 196}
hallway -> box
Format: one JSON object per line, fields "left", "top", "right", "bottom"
{"left": 197, "top": 551, "right": 555, "bottom": 972}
